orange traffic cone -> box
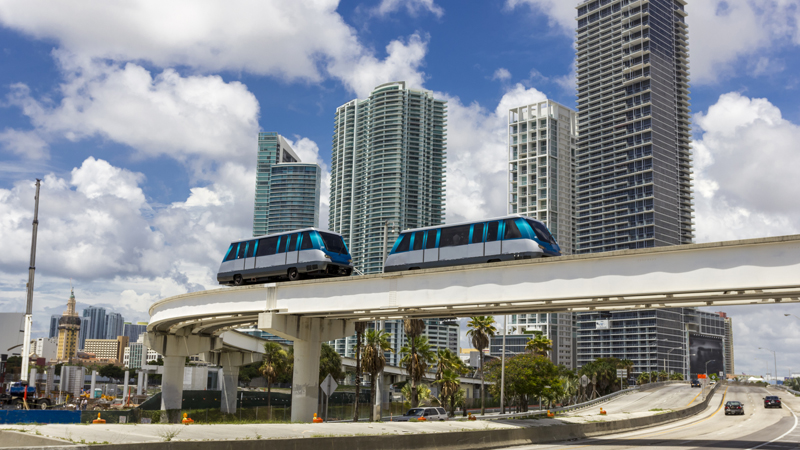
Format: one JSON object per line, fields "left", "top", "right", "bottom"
{"left": 92, "top": 413, "right": 106, "bottom": 424}
{"left": 313, "top": 413, "right": 323, "bottom": 423}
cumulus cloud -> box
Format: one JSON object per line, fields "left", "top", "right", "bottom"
{"left": 505, "top": 0, "right": 800, "bottom": 84}
{"left": 0, "top": 128, "right": 49, "bottom": 159}
{"left": 693, "top": 92, "right": 800, "bottom": 242}
{"left": 372, "top": 0, "right": 445, "bottom": 18}
{"left": 492, "top": 68, "right": 512, "bottom": 81}
{"left": 440, "top": 83, "right": 547, "bottom": 223}
{"left": 0, "top": 0, "right": 430, "bottom": 98}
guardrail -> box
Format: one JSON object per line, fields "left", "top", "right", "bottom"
{"left": 774, "top": 385, "right": 800, "bottom": 396}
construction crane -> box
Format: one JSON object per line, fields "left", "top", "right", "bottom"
{"left": 20, "top": 179, "right": 41, "bottom": 384}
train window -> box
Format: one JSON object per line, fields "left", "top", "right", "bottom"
{"left": 223, "top": 244, "right": 237, "bottom": 262}
{"left": 257, "top": 237, "right": 279, "bottom": 256}
{"left": 526, "top": 219, "right": 557, "bottom": 245}
{"left": 276, "top": 237, "right": 284, "bottom": 253}
{"left": 236, "top": 242, "right": 248, "bottom": 259}
{"left": 504, "top": 219, "right": 522, "bottom": 240}
{"left": 471, "top": 224, "right": 485, "bottom": 244}
{"left": 300, "top": 232, "right": 313, "bottom": 250}
{"left": 286, "top": 234, "right": 296, "bottom": 252}
{"left": 246, "top": 240, "right": 257, "bottom": 258}
{"left": 412, "top": 231, "right": 424, "bottom": 251}
{"left": 440, "top": 225, "right": 470, "bottom": 247}
{"left": 395, "top": 234, "right": 411, "bottom": 253}
{"left": 486, "top": 222, "right": 500, "bottom": 242}
{"left": 319, "top": 232, "right": 348, "bottom": 254}
{"left": 425, "top": 231, "right": 437, "bottom": 249}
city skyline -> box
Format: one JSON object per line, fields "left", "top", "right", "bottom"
{"left": 0, "top": 1, "right": 799, "bottom": 378}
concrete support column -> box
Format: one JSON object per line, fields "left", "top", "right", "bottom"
{"left": 90, "top": 370, "right": 97, "bottom": 398}
{"left": 258, "top": 312, "right": 354, "bottom": 423}
{"left": 136, "top": 371, "right": 143, "bottom": 396}
{"left": 160, "top": 356, "right": 185, "bottom": 423}
{"left": 143, "top": 372, "right": 149, "bottom": 394}
{"left": 123, "top": 371, "right": 130, "bottom": 405}
{"left": 220, "top": 363, "right": 240, "bottom": 415}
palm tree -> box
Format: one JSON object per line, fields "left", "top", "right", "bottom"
{"left": 467, "top": 316, "right": 497, "bottom": 415}
{"left": 433, "top": 348, "right": 463, "bottom": 416}
{"left": 669, "top": 372, "right": 684, "bottom": 381}
{"left": 434, "top": 369, "right": 461, "bottom": 416}
{"left": 403, "top": 319, "right": 426, "bottom": 407}
{"left": 362, "top": 328, "right": 393, "bottom": 422}
{"left": 525, "top": 332, "right": 553, "bottom": 357}
{"left": 400, "top": 335, "right": 435, "bottom": 408}
{"left": 352, "top": 321, "right": 367, "bottom": 422}
{"left": 259, "top": 342, "right": 287, "bottom": 418}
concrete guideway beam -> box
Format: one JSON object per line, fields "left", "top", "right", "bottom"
{"left": 259, "top": 312, "right": 354, "bottom": 422}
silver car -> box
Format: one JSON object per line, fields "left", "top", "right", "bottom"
{"left": 395, "top": 407, "right": 448, "bottom": 421}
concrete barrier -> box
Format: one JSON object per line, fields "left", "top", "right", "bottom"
{"left": 0, "top": 430, "right": 81, "bottom": 449}
{"left": 88, "top": 383, "right": 725, "bottom": 450}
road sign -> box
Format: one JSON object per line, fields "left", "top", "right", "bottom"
{"left": 321, "top": 374, "right": 338, "bottom": 397}
{"left": 698, "top": 374, "right": 707, "bottom": 379}
{"left": 616, "top": 369, "right": 627, "bottom": 378}
{"left": 581, "top": 375, "right": 589, "bottom": 387}
{"left": 719, "top": 372, "right": 724, "bottom": 377}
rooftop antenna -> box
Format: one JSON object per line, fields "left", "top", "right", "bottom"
{"left": 20, "top": 179, "right": 42, "bottom": 384}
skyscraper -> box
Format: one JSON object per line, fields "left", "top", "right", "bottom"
{"left": 508, "top": 99, "right": 577, "bottom": 254}
{"left": 78, "top": 317, "right": 91, "bottom": 350}
{"left": 253, "top": 133, "right": 321, "bottom": 236}
{"left": 718, "top": 312, "right": 735, "bottom": 376}
{"left": 82, "top": 306, "right": 107, "bottom": 341}
{"left": 56, "top": 289, "right": 81, "bottom": 362}
{"left": 105, "top": 312, "right": 125, "bottom": 339}
{"left": 48, "top": 315, "right": 59, "bottom": 339}
{"left": 329, "top": 81, "right": 446, "bottom": 274}
{"left": 574, "top": 0, "right": 692, "bottom": 253}
{"left": 123, "top": 322, "right": 148, "bottom": 343}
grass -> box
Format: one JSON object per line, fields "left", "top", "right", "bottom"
{"left": 157, "top": 426, "right": 183, "bottom": 442}
{"left": 649, "top": 408, "right": 664, "bottom": 412}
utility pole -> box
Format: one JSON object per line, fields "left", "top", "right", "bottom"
{"left": 21, "top": 179, "right": 42, "bottom": 384}
{"left": 500, "top": 315, "right": 507, "bottom": 414}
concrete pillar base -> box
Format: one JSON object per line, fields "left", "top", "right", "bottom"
{"left": 160, "top": 355, "right": 186, "bottom": 424}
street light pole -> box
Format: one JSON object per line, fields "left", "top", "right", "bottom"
{"left": 785, "top": 314, "right": 800, "bottom": 321}
{"left": 704, "top": 359, "right": 716, "bottom": 401}
{"left": 500, "top": 315, "right": 506, "bottom": 414}
{"left": 664, "top": 347, "right": 679, "bottom": 379}
{"left": 759, "top": 347, "right": 778, "bottom": 385}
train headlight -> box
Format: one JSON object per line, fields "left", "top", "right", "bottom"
{"left": 538, "top": 245, "right": 545, "bottom": 250}
{"left": 348, "top": 259, "right": 352, "bottom": 263}
{"left": 324, "top": 254, "right": 331, "bottom": 259}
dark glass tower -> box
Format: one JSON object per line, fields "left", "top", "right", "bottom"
{"left": 575, "top": 0, "right": 693, "bottom": 253}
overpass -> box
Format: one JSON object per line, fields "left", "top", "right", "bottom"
{"left": 146, "top": 234, "right": 800, "bottom": 422}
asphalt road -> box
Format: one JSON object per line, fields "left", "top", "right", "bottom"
{"left": 495, "top": 385, "right": 799, "bottom": 450}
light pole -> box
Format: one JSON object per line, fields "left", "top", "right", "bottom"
{"left": 664, "top": 347, "right": 680, "bottom": 379}
{"left": 786, "top": 314, "right": 800, "bottom": 321}
{"left": 759, "top": 347, "right": 778, "bottom": 385}
{"left": 704, "top": 359, "right": 716, "bottom": 401}
{"left": 381, "top": 220, "right": 397, "bottom": 273}
{"left": 500, "top": 315, "right": 507, "bottom": 414}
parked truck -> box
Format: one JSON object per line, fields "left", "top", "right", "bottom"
{"left": 0, "top": 381, "right": 51, "bottom": 409}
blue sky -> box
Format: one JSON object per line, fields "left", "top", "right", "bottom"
{"left": 1, "top": 0, "right": 800, "bottom": 377}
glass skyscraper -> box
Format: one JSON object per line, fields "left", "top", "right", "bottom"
{"left": 574, "top": 0, "right": 693, "bottom": 253}
{"left": 329, "top": 81, "right": 446, "bottom": 274}
{"left": 252, "top": 132, "right": 321, "bottom": 236}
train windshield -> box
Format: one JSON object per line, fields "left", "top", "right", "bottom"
{"left": 319, "top": 232, "right": 348, "bottom": 254}
{"left": 526, "top": 219, "right": 557, "bottom": 245}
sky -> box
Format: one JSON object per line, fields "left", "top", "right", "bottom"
{"left": 1, "top": 0, "right": 799, "bottom": 378}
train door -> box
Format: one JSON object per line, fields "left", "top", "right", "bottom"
{"left": 484, "top": 221, "right": 502, "bottom": 258}
{"left": 234, "top": 241, "right": 248, "bottom": 271}
{"left": 243, "top": 240, "right": 257, "bottom": 271}
{"left": 275, "top": 236, "right": 288, "bottom": 267}
{"left": 407, "top": 231, "right": 425, "bottom": 266}
{"left": 423, "top": 230, "right": 438, "bottom": 263}
{"left": 285, "top": 234, "right": 299, "bottom": 265}
{"left": 297, "top": 231, "right": 316, "bottom": 264}
{"left": 467, "top": 223, "right": 485, "bottom": 259}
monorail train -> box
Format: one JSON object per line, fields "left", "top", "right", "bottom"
{"left": 217, "top": 228, "right": 353, "bottom": 285}
{"left": 384, "top": 215, "right": 560, "bottom": 272}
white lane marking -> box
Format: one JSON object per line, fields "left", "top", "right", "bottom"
{"left": 747, "top": 403, "right": 798, "bottom": 450}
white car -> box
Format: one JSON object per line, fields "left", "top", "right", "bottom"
{"left": 394, "top": 407, "right": 449, "bottom": 421}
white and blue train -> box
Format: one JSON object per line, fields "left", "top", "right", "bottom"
{"left": 217, "top": 228, "right": 353, "bottom": 285}
{"left": 384, "top": 215, "right": 561, "bottom": 272}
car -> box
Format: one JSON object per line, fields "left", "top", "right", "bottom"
{"left": 710, "top": 380, "right": 716, "bottom": 385}
{"left": 764, "top": 396, "right": 782, "bottom": 408}
{"left": 394, "top": 407, "right": 449, "bottom": 422}
{"left": 725, "top": 401, "right": 744, "bottom": 415}
{"left": 691, "top": 379, "right": 701, "bottom": 388}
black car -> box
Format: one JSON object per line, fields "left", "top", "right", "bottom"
{"left": 691, "top": 379, "right": 701, "bottom": 388}
{"left": 764, "top": 396, "right": 782, "bottom": 408}
{"left": 725, "top": 401, "right": 744, "bottom": 415}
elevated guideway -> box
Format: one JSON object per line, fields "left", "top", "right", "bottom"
{"left": 146, "top": 235, "right": 800, "bottom": 422}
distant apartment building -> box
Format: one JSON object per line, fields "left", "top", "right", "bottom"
{"left": 505, "top": 313, "right": 577, "bottom": 369}
{"left": 84, "top": 339, "right": 120, "bottom": 362}
{"left": 77, "top": 317, "right": 91, "bottom": 350}
{"left": 82, "top": 306, "right": 107, "bottom": 341}
{"left": 123, "top": 342, "right": 161, "bottom": 369}
{"left": 328, "top": 81, "right": 447, "bottom": 365}
{"left": 508, "top": 99, "right": 577, "bottom": 254}
{"left": 33, "top": 337, "right": 58, "bottom": 363}
{"left": 718, "top": 312, "right": 735, "bottom": 376}
{"left": 123, "top": 322, "right": 148, "bottom": 343}
{"left": 48, "top": 315, "right": 59, "bottom": 339}
{"left": 253, "top": 132, "right": 321, "bottom": 236}
{"left": 105, "top": 312, "right": 125, "bottom": 340}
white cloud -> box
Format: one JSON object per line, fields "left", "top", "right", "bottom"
{"left": 505, "top": 0, "right": 800, "bottom": 85}
{"left": 0, "top": 128, "right": 49, "bottom": 159}
{"left": 372, "top": 0, "right": 444, "bottom": 18}
{"left": 693, "top": 92, "right": 800, "bottom": 242}
{"left": 440, "top": 83, "right": 547, "bottom": 223}
{"left": 0, "top": 0, "right": 430, "bottom": 98}
{"left": 492, "top": 68, "right": 512, "bottom": 82}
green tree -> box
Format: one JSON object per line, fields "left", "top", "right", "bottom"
{"left": 319, "top": 342, "right": 342, "bottom": 383}
{"left": 259, "top": 341, "right": 288, "bottom": 416}
{"left": 401, "top": 383, "right": 431, "bottom": 407}
{"left": 400, "top": 335, "right": 435, "bottom": 408}
{"left": 467, "top": 316, "right": 496, "bottom": 415}
{"left": 486, "top": 353, "right": 561, "bottom": 412}
{"left": 362, "top": 329, "right": 393, "bottom": 421}
{"left": 98, "top": 364, "right": 124, "bottom": 382}
{"left": 579, "top": 357, "right": 621, "bottom": 396}
{"left": 525, "top": 331, "right": 553, "bottom": 357}
{"left": 237, "top": 361, "right": 261, "bottom": 384}
{"left": 402, "top": 319, "right": 426, "bottom": 408}
{"left": 5, "top": 356, "right": 21, "bottom": 375}
{"left": 434, "top": 369, "right": 461, "bottom": 416}
{"left": 670, "top": 372, "right": 684, "bottom": 381}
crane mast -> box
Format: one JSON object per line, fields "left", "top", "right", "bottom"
{"left": 20, "top": 179, "right": 41, "bottom": 383}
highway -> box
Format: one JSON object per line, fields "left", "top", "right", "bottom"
{"left": 558, "top": 384, "right": 701, "bottom": 424}
{"left": 496, "top": 385, "right": 800, "bottom": 450}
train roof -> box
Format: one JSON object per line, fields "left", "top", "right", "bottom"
{"left": 397, "top": 214, "right": 546, "bottom": 234}
{"left": 228, "top": 228, "right": 343, "bottom": 244}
